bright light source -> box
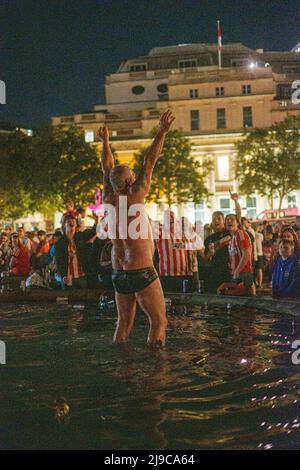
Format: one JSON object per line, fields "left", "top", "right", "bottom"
{"left": 249, "top": 62, "right": 256, "bottom": 69}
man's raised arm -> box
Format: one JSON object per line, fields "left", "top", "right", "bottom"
{"left": 97, "top": 126, "right": 115, "bottom": 202}
{"left": 132, "top": 110, "right": 175, "bottom": 195}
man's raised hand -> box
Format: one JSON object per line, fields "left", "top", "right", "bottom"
{"left": 229, "top": 190, "right": 239, "bottom": 201}
{"left": 159, "top": 110, "right": 175, "bottom": 134}
{"left": 97, "top": 126, "right": 109, "bottom": 142}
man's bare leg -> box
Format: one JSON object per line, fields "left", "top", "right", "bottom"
{"left": 114, "top": 292, "right": 137, "bottom": 343}
{"left": 135, "top": 278, "right": 168, "bottom": 347}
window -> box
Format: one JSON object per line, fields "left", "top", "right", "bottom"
{"left": 130, "top": 64, "right": 147, "bottom": 72}
{"left": 189, "top": 89, "right": 198, "bottom": 98}
{"left": 242, "top": 84, "right": 252, "bottom": 95}
{"left": 217, "top": 156, "right": 229, "bottom": 180}
{"left": 178, "top": 59, "right": 197, "bottom": 70}
{"left": 246, "top": 196, "right": 257, "bottom": 219}
{"left": 195, "top": 201, "right": 205, "bottom": 225}
{"left": 81, "top": 114, "right": 96, "bottom": 121}
{"left": 84, "top": 130, "right": 94, "bottom": 143}
{"left": 243, "top": 106, "right": 253, "bottom": 128}
{"left": 219, "top": 198, "right": 231, "bottom": 216}
{"left": 217, "top": 108, "right": 226, "bottom": 129}
{"left": 276, "top": 84, "right": 293, "bottom": 100}
{"left": 60, "top": 117, "right": 74, "bottom": 123}
{"left": 157, "top": 83, "right": 168, "bottom": 93}
{"left": 287, "top": 194, "right": 297, "bottom": 208}
{"left": 190, "top": 110, "right": 199, "bottom": 130}
{"left": 216, "top": 87, "right": 224, "bottom": 97}
{"left": 132, "top": 85, "right": 145, "bottom": 95}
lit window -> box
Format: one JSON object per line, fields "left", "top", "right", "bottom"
{"left": 27, "top": 129, "right": 33, "bottom": 137}
{"left": 84, "top": 130, "right": 94, "bottom": 143}
{"left": 217, "top": 156, "right": 229, "bottom": 180}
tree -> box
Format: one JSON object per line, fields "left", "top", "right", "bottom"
{"left": 0, "top": 131, "right": 34, "bottom": 219}
{"left": 0, "top": 126, "right": 104, "bottom": 220}
{"left": 29, "top": 126, "right": 101, "bottom": 213}
{"left": 235, "top": 116, "right": 300, "bottom": 211}
{"left": 134, "top": 129, "right": 212, "bottom": 207}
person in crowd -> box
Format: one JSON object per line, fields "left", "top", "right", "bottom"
{"left": 253, "top": 222, "right": 264, "bottom": 289}
{"left": 264, "top": 224, "right": 274, "bottom": 242}
{"left": 202, "top": 191, "right": 241, "bottom": 293}
{"left": 60, "top": 198, "right": 79, "bottom": 229}
{"left": 273, "top": 221, "right": 283, "bottom": 243}
{"left": 226, "top": 213, "right": 256, "bottom": 296}
{"left": 241, "top": 217, "right": 255, "bottom": 241}
{"left": 272, "top": 239, "right": 300, "bottom": 298}
{"left": 295, "top": 227, "right": 300, "bottom": 245}
{"left": 9, "top": 232, "right": 30, "bottom": 276}
{"left": 49, "top": 230, "right": 62, "bottom": 261}
{"left": 25, "top": 254, "right": 49, "bottom": 289}
{"left": 36, "top": 230, "right": 50, "bottom": 256}
{"left": 55, "top": 214, "right": 97, "bottom": 289}
{"left": 76, "top": 207, "right": 88, "bottom": 231}
{"left": 281, "top": 226, "right": 300, "bottom": 258}
{"left": 181, "top": 216, "right": 203, "bottom": 290}
{"left": 293, "top": 215, "right": 300, "bottom": 232}
{"left": 262, "top": 237, "right": 275, "bottom": 288}
{"left": 0, "top": 232, "right": 12, "bottom": 272}
{"left": 203, "top": 223, "right": 213, "bottom": 240}
{"left": 217, "top": 281, "right": 247, "bottom": 296}
{"left": 17, "top": 227, "right": 33, "bottom": 255}
{"left": 156, "top": 211, "right": 197, "bottom": 292}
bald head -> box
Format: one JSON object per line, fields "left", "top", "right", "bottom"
{"left": 109, "top": 165, "right": 136, "bottom": 192}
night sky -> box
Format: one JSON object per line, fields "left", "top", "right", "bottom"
{"left": 1, "top": 0, "right": 300, "bottom": 128}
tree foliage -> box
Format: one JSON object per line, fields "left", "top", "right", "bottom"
{"left": 134, "top": 129, "right": 212, "bottom": 207}
{"left": 0, "top": 126, "right": 102, "bottom": 219}
{"left": 235, "top": 116, "right": 300, "bottom": 210}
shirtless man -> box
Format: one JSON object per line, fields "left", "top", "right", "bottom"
{"left": 97, "top": 110, "right": 175, "bottom": 347}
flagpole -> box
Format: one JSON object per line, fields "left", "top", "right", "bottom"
{"left": 217, "top": 20, "right": 222, "bottom": 69}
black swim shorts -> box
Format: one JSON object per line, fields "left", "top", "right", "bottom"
{"left": 112, "top": 266, "right": 159, "bottom": 294}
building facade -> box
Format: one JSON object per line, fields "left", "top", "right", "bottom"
{"left": 52, "top": 43, "right": 300, "bottom": 223}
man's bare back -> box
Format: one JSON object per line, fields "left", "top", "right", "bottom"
{"left": 110, "top": 192, "right": 155, "bottom": 270}
{"left": 98, "top": 110, "right": 175, "bottom": 346}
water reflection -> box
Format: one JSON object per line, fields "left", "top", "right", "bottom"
{"left": 0, "top": 303, "right": 300, "bottom": 449}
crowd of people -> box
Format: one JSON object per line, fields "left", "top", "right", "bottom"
{"left": 0, "top": 195, "right": 300, "bottom": 299}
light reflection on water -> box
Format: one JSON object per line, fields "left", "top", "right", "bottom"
{"left": 0, "top": 302, "right": 300, "bottom": 450}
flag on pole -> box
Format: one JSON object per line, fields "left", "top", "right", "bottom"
{"left": 217, "top": 20, "right": 222, "bottom": 69}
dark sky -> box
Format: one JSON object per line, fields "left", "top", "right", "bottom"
{"left": 1, "top": 0, "right": 300, "bottom": 128}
